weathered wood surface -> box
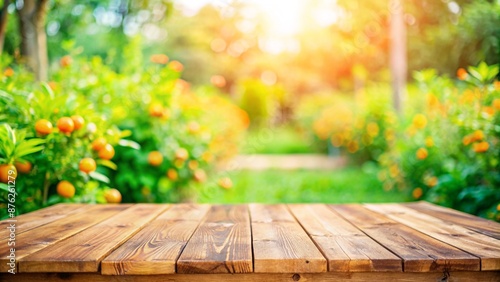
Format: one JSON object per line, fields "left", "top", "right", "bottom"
{"left": 0, "top": 204, "right": 87, "bottom": 239}
{"left": 3, "top": 271, "right": 500, "bottom": 282}
{"left": 289, "top": 204, "right": 401, "bottom": 272}
{"left": 251, "top": 204, "right": 327, "bottom": 273}
{"left": 102, "top": 204, "right": 209, "bottom": 275}
{"left": 176, "top": 205, "right": 253, "bottom": 274}
{"left": 0, "top": 201, "right": 498, "bottom": 281}
{"left": 406, "top": 201, "right": 500, "bottom": 239}
{"left": 0, "top": 204, "right": 129, "bottom": 272}
{"left": 364, "top": 203, "right": 500, "bottom": 270}
{"left": 19, "top": 204, "right": 168, "bottom": 273}
{"left": 329, "top": 204, "right": 480, "bottom": 272}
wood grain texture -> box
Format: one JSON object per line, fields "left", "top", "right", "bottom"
{"left": 101, "top": 204, "right": 210, "bottom": 275}
{"left": 289, "top": 204, "right": 401, "bottom": 272}
{"left": 365, "top": 203, "right": 500, "bottom": 271}
{"left": 19, "top": 204, "right": 167, "bottom": 273}
{"left": 329, "top": 204, "right": 479, "bottom": 272}
{"left": 176, "top": 205, "right": 253, "bottom": 274}
{"left": 251, "top": 204, "right": 327, "bottom": 273}
{"left": 0, "top": 205, "right": 129, "bottom": 272}
{"left": 406, "top": 201, "right": 500, "bottom": 239}
{"left": 0, "top": 204, "right": 87, "bottom": 239}
{"left": 3, "top": 271, "right": 499, "bottom": 282}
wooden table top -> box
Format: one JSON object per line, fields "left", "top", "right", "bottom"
{"left": 0, "top": 202, "right": 499, "bottom": 281}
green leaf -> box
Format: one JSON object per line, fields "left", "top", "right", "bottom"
{"left": 120, "top": 130, "right": 133, "bottom": 138}
{"left": 89, "top": 171, "right": 110, "bottom": 183}
{"left": 97, "top": 159, "right": 117, "bottom": 170}
{"left": 0, "top": 90, "right": 14, "bottom": 102}
{"left": 118, "top": 139, "right": 141, "bottom": 150}
{"left": 14, "top": 138, "right": 46, "bottom": 158}
{"left": 14, "top": 146, "right": 45, "bottom": 158}
{"left": 0, "top": 183, "right": 9, "bottom": 193}
{"left": 40, "top": 82, "right": 55, "bottom": 100}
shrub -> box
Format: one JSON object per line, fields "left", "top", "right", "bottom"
{"left": 298, "top": 86, "right": 396, "bottom": 162}
{"left": 0, "top": 51, "right": 247, "bottom": 217}
{"left": 379, "top": 62, "right": 500, "bottom": 221}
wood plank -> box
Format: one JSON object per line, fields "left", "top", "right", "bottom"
{"left": 101, "top": 204, "right": 210, "bottom": 275}
{"left": 0, "top": 204, "right": 130, "bottom": 273}
{"left": 406, "top": 201, "right": 500, "bottom": 240}
{"left": 365, "top": 203, "right": 500, "bottom": 271}
{"left": 251, "top": 204, "right": 327, "bottom": 273}
{"left": 289, "top": 204, "right": 402, "bottom": 272}
{"left": 19, "top": 204, "right": 167, "bottom": 273}
{"left": 4, "top": 271, "right": 500, "bottom": 282}
{"left": 0, "top": 204, "right": 87, "bottom": 239}
{"left": 176, "top": 205, "right": 253, "bottom": 274}
{"left": 329, "top": 204, "right": 479, "bottom": 272}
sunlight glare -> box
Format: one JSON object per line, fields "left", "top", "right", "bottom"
{"left": 254, "top": 0, "right": 304, "bottom": 36}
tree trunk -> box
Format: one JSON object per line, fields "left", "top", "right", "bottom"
{"left": 0, "top": 0, "right": 11, "bottom": 54}
{"left": 17, "top": 0, "right": 49, "bottom": 81}
{"left": 389, "top": 0, "right": 407, "bottom": 113}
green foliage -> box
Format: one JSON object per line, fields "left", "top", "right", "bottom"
{"left": 0, "top": 47, "right": 247, "bottom": 216}
{"left": 379, "top": 62, "right": 500, "bottom": 221}
{"left": 298, "top": 85, "right": 397, "bottom": 162}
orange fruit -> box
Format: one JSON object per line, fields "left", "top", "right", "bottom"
{"left": 472, "top": 130, "right": 484, "bottom": 141}
{"left": 473, "top": 141, "right": 489, "bottom": 153}
{"left": 4, "top": 68, "right": 14, "bottom": 77}
{"left": 98, "top": 144, "right": 115, "bottom": 160}
{"left": 412, "top": 114, "right": 427, "bottom": 129}
{"left": 416, "top": 148, "right": 428, "bottom": 160}
{"left": 0, "top": 164, "right": 17, "bottom": 183}
{"left": 35, "top": 119, "right": 53, "bottom": 135}
{"left": 92, "top": 137, "right": 107, "bottom": 151}
{"left": 148, "top": 151, "right": 163, "bottom": 166}
{"left": 188, "top": 160, "right": 199, "bottom": 170}
{"left": 462, "top": 135, "right": 472, "bottom": 146}
{"left": 412, "top": 187, "right": 423, "bottom": 199}
{"left": 79, "top": 158, "right": 97, "bottom": 173}
{"left": 104, "top": 188, "right": 122, "bottom": 203}
{"left": 493, "top": 99, "right": 500, "bottom": 111}
{"left": 425, "top": 137, "right": 434, "bottom": 147}
{"left": 167, "top": 169, "right": 178, "bottom": 181}
{"left": 148, "top": 103, "right": 164, "bottom": 117}
{"left": 193, "top": 169, "right": 207, "bottom": 183}
{"left": 15, "top": 161, "right": 32, "bottom": 174}
{"left": 457, "top": 68, "right": 468, "bottom": 80}
{"left": 175, "top": 148, "right": 189, "bottom": 161}
{"left": 56, "top": 180, "right": 75, "bottom": 198}
{"left": 57, "top": 117, "right": 75, "bottom": 134}
{"left": 150, "top": 54, "right": 169, "bottom": 64}
{"left": 218, "top": 177, "right": 233, "bottom": 189}
{"left": 168, "top": 61, "right": 183, "bottom": 72}
{"left": 210, "top": 75, "right": 226, "bottom": 88}
{"left": 60, "top": 55, "right": 72, "bottom": 67}
{"left": 48, "top": 81, "right": 58, "bottom": 90}
{"left": 71, "top": 115, "right": 85, "bottom": 130}
{"left": 426, "top": 176, "right": 438, "bottom": 187}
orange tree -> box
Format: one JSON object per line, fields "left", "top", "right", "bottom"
{"left": 379, "top": 62, "right": 500, "bottom": 220}
{"left": 45, "top": 46, "right": 247, "bottom": 204}
{"left": 0, "top": 64, "right": 124, "bottom": 215}
{"left": 0, "top": 48, "right": 247, "bottom": 217}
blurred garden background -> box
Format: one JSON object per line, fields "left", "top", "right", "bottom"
{"left": 0, "top": 0, "right": 499, "bottom": 221}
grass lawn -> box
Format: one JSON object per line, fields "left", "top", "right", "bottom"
{"left": 241, "top": 126, "right": 322, "bottom": 154}
{"left": 199, "top": 166, "right": 409, "bottom": 204}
